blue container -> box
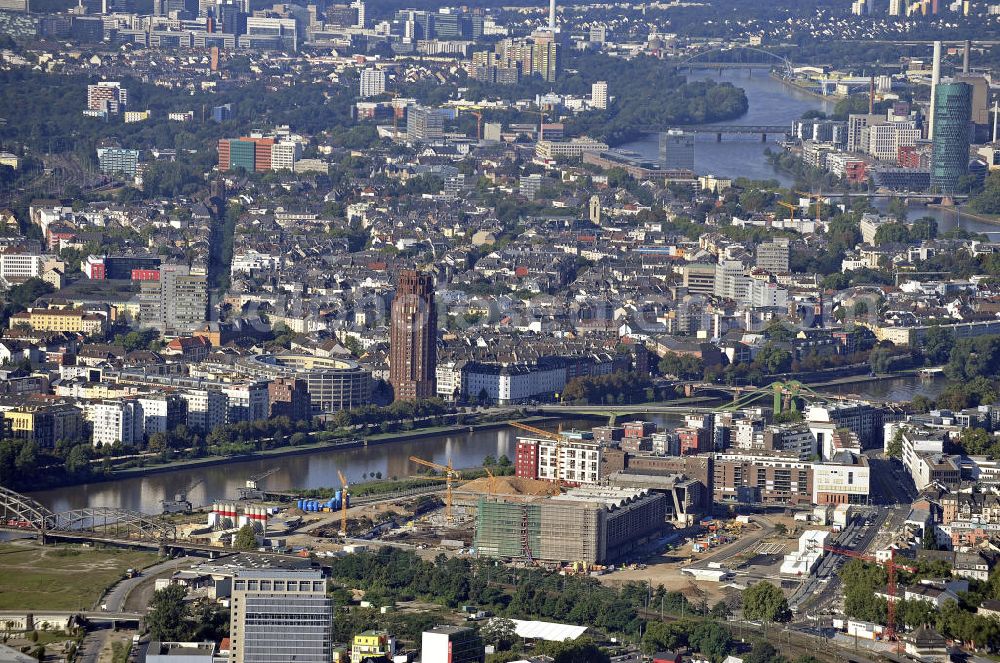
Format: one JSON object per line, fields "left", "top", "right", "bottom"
{"left": 311, "top": 500, "right": 319, "bottom": 511}
{"left": 345, "top": 493, "right": 350, "bottom": 508}
{"left": 297, "top": 499, "right": 304, "bottom": 510}
{"left": 335, "top": 490, "right": 342, "bottom": 504}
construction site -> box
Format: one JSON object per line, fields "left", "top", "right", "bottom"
{"left": 472, "top": 488, "right": 667, "bottom": 565}
{"left": 141, "top": 420, "right": 746, "bottom": 573}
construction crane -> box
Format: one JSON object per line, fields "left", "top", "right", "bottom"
{"left": 162, "top": 478, "right": 203, "bottom": 514}
{"left": 483, "top": 465, "right": 497, "bottom": 495}
{"left": 777, "top": 200, "right": 799, "bottom": 223}
{"left": 409, "top": 456, "right": 458, "bottom": 523}
{"left": 337, "top": 470, "right": 349, "bottom": 536}
{"left": 239, "top": 467, "right": 279, "bottom": 500}
{"left": 822, "top": 545, "right": 915, "bottom": 649}
{"left": 795, "top": 190, "right": 825, "bottom": 220}
{"left": 510, "top": 422, "right": 565, "bottom": 488}
{"left": 470, "top": 110, "right": 483, "bottom": 141}
{"left": 387, "top": 91, "right": 402, "bottom": 140}
{"left": 524, "top": 108, "right": 546, "bottom": 142}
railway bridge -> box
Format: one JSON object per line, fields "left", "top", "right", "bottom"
{"left": 0, "top": 486, "right": 177, "bottom": 546}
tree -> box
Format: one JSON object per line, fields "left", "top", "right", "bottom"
{"left": 540, "top": 639, "right": 611, "bottom": 663}
{"left": 869, "top": 346, "right": 894, "bottom": 374}
{"left": 922, "top": 326, "right": 955, "bottom": 365}
{"left": 956, "top": 427, "right": 995, "bottom": 456}
{"left": 744, "top": 640, "right": 784, "bottom": 663}
{"left": 480, "top": 617, "right": 516, "bottom": 650}
{"left": 146, "top": 585, "right": 190, "bottom": 642}
{"left": 709, "top": 600, "right": 731, "bottom": 620}
{"left": 657, "top": 352, "right": 704, "bottom": 380}
{"left": 754, "top": 344, "right": 792, "bottom": 374}
{"left": 887, "top": 429, "right": 904, "bottom": 458}
{"left": 14, "top": 441, "right": 37, "bottom": 474}
{"left": 641, "top": 621, "right": 683, "bottom": 654}
{"left": 923, "top": 525, "right": 938, "bottom": 550}
{"left": 233, "top": 523, "right": 258, "bottom": 550}
{"left": 742, "top": 582, "right": 790, "bottom": 624}
{"left": 64, "top": 444, "right": 91, "bottom": 476}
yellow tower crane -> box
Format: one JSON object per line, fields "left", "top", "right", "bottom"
{"left": 409, "top": 456, "right": 458, "bottom": 523}
{"left": 777, "top": 200, "right": 799, "bottom": 223}
{"left": 337, "top": 469, "right": 349, "bottom": 537}
{"left": 509, "top": 421, "right": 565, "bottom": 488}
{"left": 795, "top": 190, "right": 825, "bottom": 221}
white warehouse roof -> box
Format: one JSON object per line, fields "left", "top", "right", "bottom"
{"left": 510, "top": 619, "right": 588, "bottom": 642}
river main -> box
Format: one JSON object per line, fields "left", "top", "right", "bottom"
{"left": 29, "top": 374, "right": 946, "bottom": 513}
{"left": 621, "top": 68, "right": 1000, "bottom": 236}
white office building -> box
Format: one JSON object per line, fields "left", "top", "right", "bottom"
{"left": 270, "top": 141, "right": 301, "bottom": 171}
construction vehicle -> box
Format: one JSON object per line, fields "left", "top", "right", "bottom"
{"left": 823, "top": 545, "right": 915, "bottom": 651}
{"left": 239, "top": 468, "right": 279, "bottom": 500}
{"left": 337, "top": 470, "right": 349, "bottom": 536}
{"left": 510, "top": 421, "right": 564, "bottom": 488}
{"left": 409, "top": 456, "right": 458, "bottom": 523}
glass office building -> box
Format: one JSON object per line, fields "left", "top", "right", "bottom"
{"left": 230, "top": 569, "right": 332, "bottom": 663}
{"left": 930, "top": 81, "right": 972, "bottom": 193}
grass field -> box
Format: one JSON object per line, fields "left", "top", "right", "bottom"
{"left": 0, "top": 542, "right": 157, "bottom": 611}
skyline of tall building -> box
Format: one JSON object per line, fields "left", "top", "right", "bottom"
{"left": 389, "top": 269, "right": 437, "bottom": 402}
{"left": 659, "top": 129, "right": 695, "bottom": 171}
{"left": 930, "top": 80, "right": 972, "bottom": 193}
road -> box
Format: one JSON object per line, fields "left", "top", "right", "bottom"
{"left": 790, "top": 454, "right": 914, "bottom": 619}
{"left": 99, "top": 556, "right": 195, "bottom": 613}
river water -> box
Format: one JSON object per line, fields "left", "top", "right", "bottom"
{"left": 620, "top": 68, "right": 1000, "bottom": 236}
{"left": 28, "top": 417, "right": 647, "bottom": 514}
{"left": 30, "top": 375, "right": 945, "bottom": 513}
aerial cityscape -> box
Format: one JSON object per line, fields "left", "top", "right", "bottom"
{"left": 1, "top": 0, "right": 1000, "bottom": 661}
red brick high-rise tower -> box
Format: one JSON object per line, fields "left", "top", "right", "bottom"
{"left": 389, "top": 270, "right": 437, "bottom": 402}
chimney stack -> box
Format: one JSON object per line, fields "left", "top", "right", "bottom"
{"left": 963, "top": 39, "right": 971, "bottom": 74}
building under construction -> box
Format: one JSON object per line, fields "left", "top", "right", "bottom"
{"left": 473, "top": 487, "right": 665, "bottom": 564}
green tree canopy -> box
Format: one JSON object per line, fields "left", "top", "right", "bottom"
{"left": 742, "top": 582, "right": 790, "bottom": 624}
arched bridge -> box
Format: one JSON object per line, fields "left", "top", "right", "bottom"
{"left": 676, "top": 46, "right": 794, "bottom": 79}
{"left": 0, "top": 486, "right": 176, "bottom": 542}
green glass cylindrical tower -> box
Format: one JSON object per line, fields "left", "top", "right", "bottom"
{"left": 930, "top": 81, "right": 972, "bottom": 193}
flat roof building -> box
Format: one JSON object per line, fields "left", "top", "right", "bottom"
{"left": 230, "top": 569, "right": 332, "bottom": 663}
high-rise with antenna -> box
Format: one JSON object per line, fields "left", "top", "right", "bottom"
{"left": 928, "top": 40, "right": 942, "bottom": 139}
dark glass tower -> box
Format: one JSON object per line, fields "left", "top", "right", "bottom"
{"left": 930, "top": 81, "right": 972, "bottom": 193}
